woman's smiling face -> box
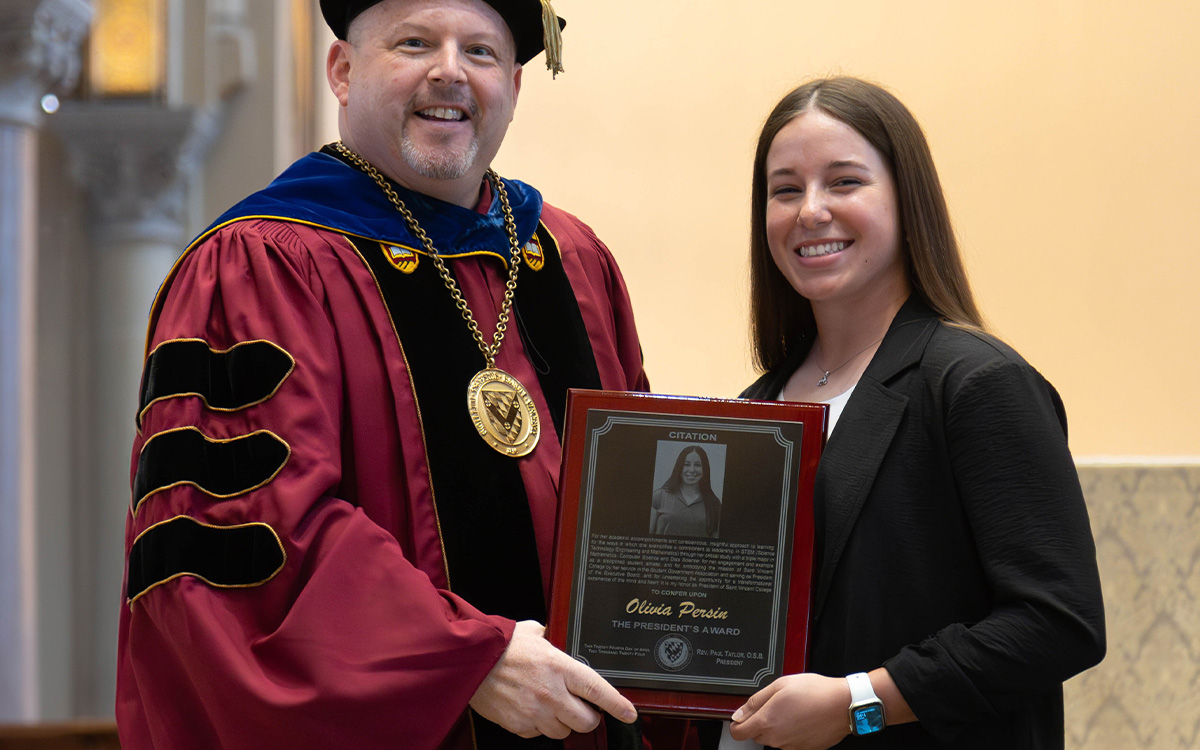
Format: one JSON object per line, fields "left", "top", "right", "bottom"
{"left": 681, "top": 452, "right": 704, "bottom": 486}
{"left": 764, "top": 109, "right": 908, "bottom": 311}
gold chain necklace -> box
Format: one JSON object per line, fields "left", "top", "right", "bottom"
{"left": 333, "top": 141, "right": 540, "bottom": 457}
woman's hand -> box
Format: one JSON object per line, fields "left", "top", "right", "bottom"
{"left": 728, "top": 673, "right": 851, "bottom": 750}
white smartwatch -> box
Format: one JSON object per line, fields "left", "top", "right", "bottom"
{"left": 846, "top": 672, "right": 886, "bottom": 736}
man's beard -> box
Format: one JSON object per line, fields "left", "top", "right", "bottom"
{"left": 400, "top": 131, "right": 480, "bottom": 181}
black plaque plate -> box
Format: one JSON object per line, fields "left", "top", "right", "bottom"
{"left": 547, "top": 390, "right": 825, "bottom": 718}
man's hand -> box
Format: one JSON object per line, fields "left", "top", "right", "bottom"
{"left": 469, "top": 620, "right": 638, "bottom": 739}
{"left": 728, "top": 673, "right": 850, "bottom": 750}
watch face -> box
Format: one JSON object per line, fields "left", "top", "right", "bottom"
{"left": 852, "top": 704, "right": 885, "bottom": 735}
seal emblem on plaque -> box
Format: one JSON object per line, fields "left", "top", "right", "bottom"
{"left": 654, "top": 634, "right": 693, "bottom": 672}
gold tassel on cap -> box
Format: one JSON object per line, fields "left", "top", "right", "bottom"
{"left": 540, "top": 0, "right": 564, "bottom": 78}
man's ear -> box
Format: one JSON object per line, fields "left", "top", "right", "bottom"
{"left": 512, "top": 63, "right": 523, "bottom": 107}
{"left": 327, "top": 40, "right": 353, "bottom": 107}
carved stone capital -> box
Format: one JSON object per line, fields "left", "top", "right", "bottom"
{"left": 207, "top": 0, "right": 256, "bottom": 98}
{"left": 0, "top": 0, "right": 92, "bottom": 127}
{"left": 50, "top": 103, "right": 221, "bottom": 245}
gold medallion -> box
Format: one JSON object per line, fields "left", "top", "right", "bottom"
{"left": 467, "top": 368, "right": 540, "bottom": 457}
{"left": 334, "top": 141, "right": 542, "bottom": 458}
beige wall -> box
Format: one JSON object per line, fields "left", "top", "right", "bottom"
{"left": 318, "top": 0, "right": 1200, "bottom": 457}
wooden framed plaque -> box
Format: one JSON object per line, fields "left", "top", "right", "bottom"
{"left": 547, "top": 390, "right": 825, "bottom": 718}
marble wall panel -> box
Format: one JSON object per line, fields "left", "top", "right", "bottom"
{"left": 1066, "top": 465, "right": 1200, "bottom": 750}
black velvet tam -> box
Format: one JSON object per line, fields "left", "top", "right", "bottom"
{"left": 320, "top": 0, "right": 566, "bottom": 65}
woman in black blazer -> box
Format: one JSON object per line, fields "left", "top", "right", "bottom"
{"left": 725, "top": 78, "right": 1105, "bottom": 750}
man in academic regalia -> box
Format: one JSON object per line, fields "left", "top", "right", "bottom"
{"left": 115, "top": 1, "right": 667, "bottom": 747}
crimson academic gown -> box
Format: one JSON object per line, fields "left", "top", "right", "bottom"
{"left": 117, "top": 149, "right": 651, "bottom": 750}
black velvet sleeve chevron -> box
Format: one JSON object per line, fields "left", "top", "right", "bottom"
{"left": 126, "top": 516, "right": 286, "bottom": 604}
{"left": 133, "top": 428, "right": 290, "bottom": 515}
{"left": 138, "top": 339, "right": 294, "bottom": 426}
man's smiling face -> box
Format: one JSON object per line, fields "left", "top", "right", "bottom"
{"left": 330, "top": 0, "right": 523, "bottom": 206}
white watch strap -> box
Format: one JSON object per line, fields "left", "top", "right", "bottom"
{"left": 846, "top": 672, "right": 879, "bottom": 704}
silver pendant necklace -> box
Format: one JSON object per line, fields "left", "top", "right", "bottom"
{"left": 815, "top": 336, "right": 884, "bottom": 387}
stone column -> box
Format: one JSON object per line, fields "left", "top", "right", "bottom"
{"left": 0, "top": 0, "right": 91, "bottom": 722}
{"left": 51, "top": 102, "right": 220, "bottom": 715}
